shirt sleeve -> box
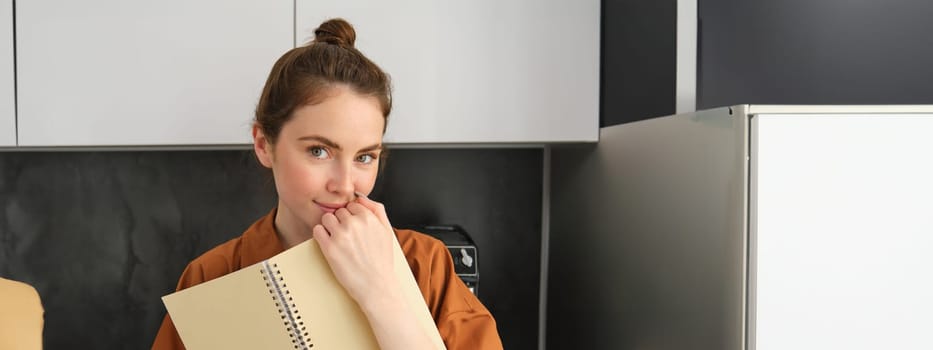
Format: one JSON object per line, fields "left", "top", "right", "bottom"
{"left": 427, "top": 244, "right": 504, "bottom": 349}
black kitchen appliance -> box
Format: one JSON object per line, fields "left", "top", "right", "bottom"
{"left": 402, "top": 225, "right": 479, "bottom": 295}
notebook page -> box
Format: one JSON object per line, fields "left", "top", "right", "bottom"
{"left": 162, "top": 263, "right": 294, "bottom": 349}
{"left": 268, "top": 238, "right": 379, "bottom": 349}
{"left": 273, "top": 236, "right": 445, "bottom": 349}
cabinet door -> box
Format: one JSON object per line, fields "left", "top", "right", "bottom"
{"left": 0, "top": 0, "right": 13, "bottom": 147}
{"left": 16, "top": 1, "right": 293, "bottom": 147}
{"left": 297, "top": 0, "right": 599, "bottom": 144}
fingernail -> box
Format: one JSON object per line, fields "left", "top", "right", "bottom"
{"left": 354, "top": 191, "right": 366, "bottom": 199}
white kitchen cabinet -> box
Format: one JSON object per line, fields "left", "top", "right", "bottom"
{"left": 297, "top": 0, "right": 599, "bottom": 144}
{"left": 0, "top": 0, "right": 14, "bottom": 147}
{"left": 15, "top": 0, "right": 293, "bottom": 147}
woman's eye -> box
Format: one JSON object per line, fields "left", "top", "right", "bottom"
{"left": 309, "top": 147, "right": 329, "bottom": 159}
{"left": 357, "top": 154, "right": 375, "bottom": 164}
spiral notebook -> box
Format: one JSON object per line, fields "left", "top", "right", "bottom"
{"left": 162, "top": 235, "right": 443, "bottom": 349}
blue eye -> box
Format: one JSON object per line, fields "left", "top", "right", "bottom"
{"left": 357, "top": 154, "right": 375, "bottom": 164}
{"left": 309, "top": 147, "right": 329, "bottom": 159}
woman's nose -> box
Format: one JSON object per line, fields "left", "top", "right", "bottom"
{"left": 326, "top": 162, "right": 354, "bottom": 195}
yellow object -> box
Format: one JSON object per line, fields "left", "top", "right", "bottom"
{"left": 162, "top": 236, "right": 443, "bottom": 349}
{"left": 0, "top": 277, "right": 44, "bottom": 350}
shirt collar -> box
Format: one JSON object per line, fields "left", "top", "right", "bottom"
{"left": 239, "top": 207, "right": 286, "bottom": 267}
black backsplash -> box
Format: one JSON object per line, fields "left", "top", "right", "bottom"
{"left": 0, "top": 148, "right": 542, "bottom": 349}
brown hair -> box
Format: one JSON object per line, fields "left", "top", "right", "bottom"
{"left": 254, "top": 18, "right": 392, "bottom": 144}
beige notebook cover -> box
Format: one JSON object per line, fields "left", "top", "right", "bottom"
{"left": 162, "top": 236, "right": 444, "bottom": 349}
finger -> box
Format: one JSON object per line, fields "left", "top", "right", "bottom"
{"left": 354, "top": 194, "right": 390, "bottom": 225}
{"left": 346, "top": 202, "right": 381, "bottom": 228}
{"left": 345, "top": 202, "right": 368, "bottom": 216}
{"left": 334, "top": 207, "right": 352, "bottom": 222}
{"left": 312, "top": 224, "right": 331, "bottom": 249}
{"left": 321, "top": 212, "right": 340, "bottom": 231}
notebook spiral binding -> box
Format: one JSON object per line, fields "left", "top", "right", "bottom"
{"left": 262, "top": 261, "right": 314, "bottom": 349}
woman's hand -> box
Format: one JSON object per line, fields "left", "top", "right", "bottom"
{"left": 312, "top": 195, "right": 398, "bottom": 307}
{"left": 312, "top": 195, "right": 446, "bottom": 349}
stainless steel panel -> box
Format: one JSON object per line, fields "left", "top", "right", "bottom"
{"left": 547, "top": 106, "right": 748, "bottom": 349}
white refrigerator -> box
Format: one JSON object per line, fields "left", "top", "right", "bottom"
{"left": 546, "top": 105, "right": 933, "bottom": 350}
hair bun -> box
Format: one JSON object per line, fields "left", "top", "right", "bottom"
{"left": 314, "top": 18, "right": 356, "bottom": 47}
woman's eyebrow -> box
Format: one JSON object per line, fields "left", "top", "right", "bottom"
{"left": 359, "top": 144, "right": 383, "bottom": 153}
{"left": 298, "top": 135, "right": 340, "bottom": 150}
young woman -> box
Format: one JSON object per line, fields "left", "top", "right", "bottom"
{"left": 152, "top": 18, "right": 503, "bottom": 349}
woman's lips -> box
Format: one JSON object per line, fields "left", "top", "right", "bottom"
{"left": 314, "top": 201, "right": 346, "bottom": 214}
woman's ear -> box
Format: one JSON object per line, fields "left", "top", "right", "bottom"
{"left": 252, "top": 124, "right": 274, "bottom": 168}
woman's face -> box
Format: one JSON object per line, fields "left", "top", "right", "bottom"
{"left": 255, "top": 85, "right": 385, "bottom": 233}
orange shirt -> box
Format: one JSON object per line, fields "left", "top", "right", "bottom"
{"left": 152, "top": 208, "right": 503, "bottom": 349}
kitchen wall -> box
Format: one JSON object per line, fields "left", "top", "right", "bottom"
{"left": 600, "top": 0, "right": 677, "bottom": 127}
{"left": 698, "top": 0, "right": 933, "bottom": 108}
{"left": 0, "top": 148, "right": 542, "bottom": 349}
{"left": 601, "top": 0, "right": 933, "bottom": 129}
